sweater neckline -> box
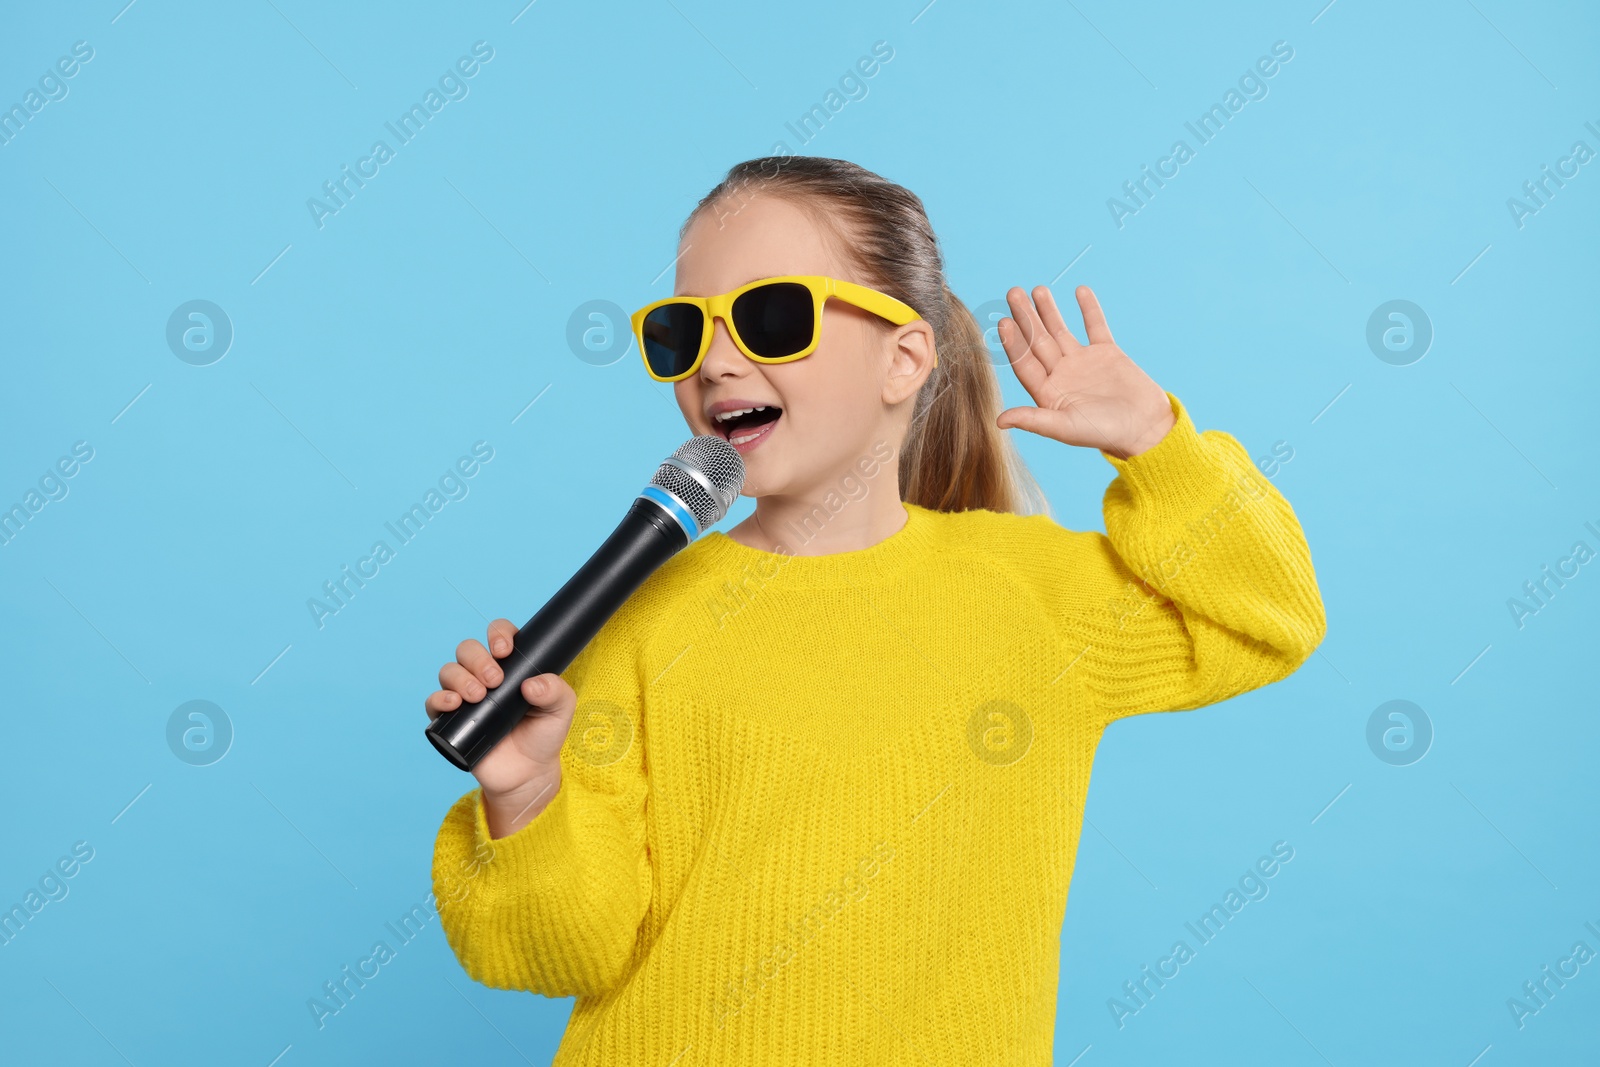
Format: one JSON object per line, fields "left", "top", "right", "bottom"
{"left": 693, "top": 500, "right": 938, "bottom": 586}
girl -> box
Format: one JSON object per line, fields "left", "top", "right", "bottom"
{"left": 428, "top": 156, "right": 1325, "bottom": 1065}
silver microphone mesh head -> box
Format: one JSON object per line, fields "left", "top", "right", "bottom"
{"left": 648, "top": 435, "right": 745, "bottom": 535}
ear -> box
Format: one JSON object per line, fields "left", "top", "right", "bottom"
{"left": 882, "top": 320, "right": 937, "bottom": 407}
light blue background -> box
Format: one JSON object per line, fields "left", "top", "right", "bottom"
{"left": 3, "top": 1, "right": 1596, "bottom": 1064}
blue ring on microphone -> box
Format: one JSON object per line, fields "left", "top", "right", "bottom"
{"left": 638, "top": 485, "right": 700, "bottom": 540}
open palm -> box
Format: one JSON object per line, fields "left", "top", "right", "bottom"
{"left": 994, "top": 284, "right": 1175, "bottom": 460}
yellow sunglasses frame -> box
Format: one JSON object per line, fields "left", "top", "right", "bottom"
{"left": 630, "top": 274, "right": 927, "bottom": 383}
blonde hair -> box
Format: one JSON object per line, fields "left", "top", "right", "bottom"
{"left": 682, "top": 156, "right": 1051, "bottom": 517}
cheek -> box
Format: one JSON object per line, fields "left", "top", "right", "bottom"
{"left": 786, "top": 350, "right": 868, "bottom": 421}
{"left": 821, "top": 306, "right": 876, "bottom": 353}
{"left": 811, "top": 317, "right": 879, "bottom": 395}
{"left": 674, "top": 382, "right": 704, "bottom": 425}
{"left": 765, "top": 312, "right": 882, "bottom": 436}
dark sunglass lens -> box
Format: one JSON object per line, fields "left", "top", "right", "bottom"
{"left": 642, "top": 304, "right": 704, "bottom": 377}
{"left": 732, "top": 282, "right": 814, "bottom": 359}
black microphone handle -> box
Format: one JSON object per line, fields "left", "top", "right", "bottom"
{"left": 424, "top": 496, "right": 689, "bottom": 772}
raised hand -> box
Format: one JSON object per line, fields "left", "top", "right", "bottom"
{"left": 993, "top": 284, "right": 1175, "bottom": 459}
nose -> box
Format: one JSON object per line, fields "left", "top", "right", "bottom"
{"left": 696, "top": 314, "right": 748, "bottom": 381}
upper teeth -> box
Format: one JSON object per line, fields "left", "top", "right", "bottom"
{"left": 715, "top": 406, "right": 770, "bottom": 423}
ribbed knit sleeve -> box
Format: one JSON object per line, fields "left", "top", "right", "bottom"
{"left": 431, "top": 607, "right": 652, "bottom": 999}
{"left": 1060, "top": 391, "right": 1326, "bottom": 725}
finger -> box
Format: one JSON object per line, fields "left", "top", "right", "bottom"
{"left": 1076, "top": 285, "right": 1115, "bottom": 346}
{"left": 1002, "top": 336, "right": 1058, "bottom": 408}
{"left": 440, "top": 661, "right": 490, "bottom": 702}
{"left": 1033, "top": 286, "right": 1084, "bottom": 351}
{"left": 999, "top": 315, "right": 1062, "bottom": 379}
{"left": 520, "top": 672, "right": 575, "bottom": 715}
{"left": 1006, "top": 391, "right": 1120, "bottom": 452}
{"left": 1004, "top": 286, "right": 1062, "bottom": 371}
{"left": 425, "top": 688, "right": 464, "bottom": 716}
{"left": 996, "top": 404, "right": 1075, "bottom": 439}
{"left": 1003, "top": 287, "right": 1061, "bottom": 374}
{"left": 487, "top": 619, "right": 517, "bottom": 658}
{"left": 455, "top": 638, "right": 503, "bottom": 689}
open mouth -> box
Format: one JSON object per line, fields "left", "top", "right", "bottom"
{"left": 712, "top": 405, "right": 782, "bottom": 450}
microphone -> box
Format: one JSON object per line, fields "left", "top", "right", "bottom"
{"left": 425, "top": 435, "right": 745, "bottom": 772}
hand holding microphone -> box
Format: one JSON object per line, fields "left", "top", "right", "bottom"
{"left": 423, "top": 435, "right": 744, "bottom": 833}
{"left": 424, "top": 619, "right": 580, "bottom": 835}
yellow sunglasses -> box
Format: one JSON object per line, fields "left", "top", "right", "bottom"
{"left": 630, "top": 274, "right": 926, "bottom": 383}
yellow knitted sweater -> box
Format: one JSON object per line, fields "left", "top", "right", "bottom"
{"left": 432, "top": 391, "right": 1326, "bottom": 1065}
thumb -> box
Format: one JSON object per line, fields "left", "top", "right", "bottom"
{"left": 522, "top": 672, "right": 576, "bottom": 716}
{"left": 997, "top": 406, "right": 1053, "bottom": 436}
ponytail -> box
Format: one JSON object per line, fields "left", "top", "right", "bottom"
{"left": 899, "top": 284, "right": 1050, "bottom": 516}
